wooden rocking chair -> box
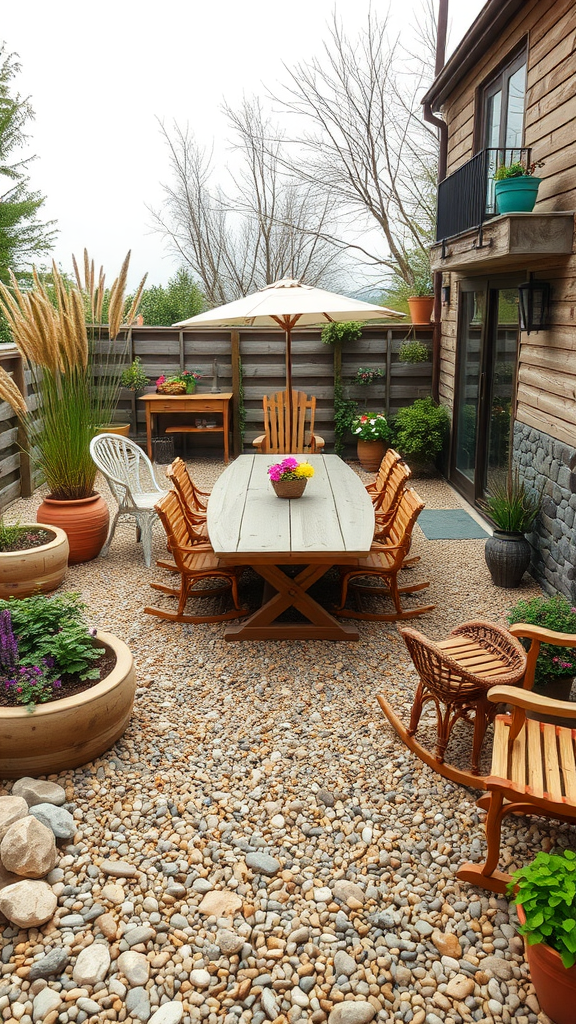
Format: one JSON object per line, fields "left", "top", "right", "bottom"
{"left": 373, "top": 458, "right": 412, "bottom": 541}
{"left": 144, "top": 490, "right": 248, "bottom": 624}
{"left": 164, "top": 458, "right": 209, "bottom": 542}
{"left": 457, "top": 625, "right": 576, "bottom": 892}
{"left": 252, "top": 390, "right": 325, "bottom": 454}
{"left": 334, "top": 488, "right": 434, "bottom": 621}
{"left": 365, "top": 449, "right": 402, "bottom": 502}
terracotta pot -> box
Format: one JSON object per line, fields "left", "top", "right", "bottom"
{"left": 272, "top": 478, "right": 307, "bottom": 499}
{"left": 96, "top": 423, "right": 130, "bottom": 437}
{"left": 517, "top": 903, "right": 576, "bottom": 1024}
{"left": 407, "top": 296, "right": 434, "bottom": 324}
{"left": 36, "top": 493, "right": 110, "bottom": 565}
{"left": 0, "top": 631, "right": 135, "bottom": 779}
{"left": 484, "top": 531, "right": 532, "bottom": 588}
{"left": 0, "top": 525, "right": 69, "bottom": 599}
{"left": 357, "top": 439, "right": 386, "bottom": 473}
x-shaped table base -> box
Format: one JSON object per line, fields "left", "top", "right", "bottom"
{"left": 224, "top": 562, "right": 359, "bottom": 641}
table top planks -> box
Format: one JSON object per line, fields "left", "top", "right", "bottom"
{"left": 208, "top": 454, "right": 374, "bottom": 563}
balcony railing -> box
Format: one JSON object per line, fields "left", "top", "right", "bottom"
{"left": 436, "top": 147, "right": 531, "bottom": 243}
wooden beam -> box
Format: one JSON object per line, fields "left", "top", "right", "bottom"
{"left": 230, "top": 330, "right": 242, "bottom": 457}
{"left": 11, "top": 352, "right": 32, "bottom": 498}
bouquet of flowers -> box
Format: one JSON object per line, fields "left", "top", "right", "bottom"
{"left": 267, "top": 458, "right": 315, "bottom": 482}
{"left": 351, "top": 412, "right": 390, "bottom": 442}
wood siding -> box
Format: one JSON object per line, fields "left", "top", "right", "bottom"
{"left": 439, "top": 0, "right": 576, "bottom": 444}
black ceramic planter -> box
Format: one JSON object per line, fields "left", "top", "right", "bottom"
{"left": 484, "top": 531, "right": 531, "bottom": 588}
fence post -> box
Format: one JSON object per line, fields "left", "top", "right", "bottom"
{"left": 178, "top": 330, "right": 185, "bottom": 373}
{"left": 12, "top": 352, "right": 32, "bottom": 498}
{"left": 230, "top": 330, "right": 242, "bottom": 456}
{"left": 385, "top": 330, "right": 392, "bottom": 417}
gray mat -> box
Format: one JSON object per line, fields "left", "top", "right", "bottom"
{"left": 418, "top": 508, "right": 489, "bottom": 540}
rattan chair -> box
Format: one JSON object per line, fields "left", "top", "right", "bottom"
{"left": 399, "top": 621, "right": 527, "bottom": 778}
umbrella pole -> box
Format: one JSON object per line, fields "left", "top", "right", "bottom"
{"left": 285, "top": 326, "right": 293, "bottom": 450}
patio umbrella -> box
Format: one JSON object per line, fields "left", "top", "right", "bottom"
{"left": 174, "top": 278, "right": 404, "bottom": 439}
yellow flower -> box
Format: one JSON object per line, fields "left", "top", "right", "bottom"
{"left": 294, "top": 462, "right": 315, "bottom": 478}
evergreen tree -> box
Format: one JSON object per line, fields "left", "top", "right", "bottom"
{"left": 138, "top": 268, "right": 204, "bottom": 325}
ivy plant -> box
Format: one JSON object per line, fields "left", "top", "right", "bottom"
{"left": 509, "top": 850, "right": 576, "bottom": 968}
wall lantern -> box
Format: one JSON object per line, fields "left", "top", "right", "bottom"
{"left": 441, "top": 284, "right": 451, "bottom": 305}
{"left": 518, "top": 275, "right": 551, "bottom": 335}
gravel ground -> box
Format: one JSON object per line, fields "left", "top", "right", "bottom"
{"left": 0, "top": 458, "right": 563, "bottom": 1024}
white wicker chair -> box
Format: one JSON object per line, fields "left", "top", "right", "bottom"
{"left": 89, "top": 433, "right": 167, "bottom": 567}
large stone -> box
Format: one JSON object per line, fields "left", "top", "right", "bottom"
{"left": 148, "top": 1003, "right": 184, "bottom": 1024}
{"left": 333, "top": 880, "right": 366, "bottom": 907}
{"left": 0, "top": 795, "right": 28, "bottom": 841}
{"left": 125, "top": 926, "right": 155, "bottom": 947}
{"left": 245, "top": 851, "right": 280, "bottom": 876}
{"left": 1, "top": 815, "right": 57, "bottom": 878}
{"left": 198, "top": 890, "right": 243, "bottom": 916}
{"left": 126, "top": 987, "right": 151, "bottom": 1022}
{"left": 28, "top": 947, "right": 70, "bottom": 980}
{"left": 32, "top": 987, "right": 62, "bottom": 1022}
{"left": 445, "top": 975, "right": 475, "bottom": 1000}
{"left": 190, "top": 969, "right": 211, "bottom": 988}
{"left": 29, "top": 803, "right": 76, "bottom": 840}
{"left": 217, "top": 929, "right": 244, "bottom": 955}
{"left": 0, "top": 860, "right": 20, "bottom": 890}
{"left": 12, "top": 778, "right": 66, "bottom": 808}
{"left": 328, "top": 1002, "right": 376, "bottom": 1024}
{"left": 0, "top": 879, "right": 57, "bottom": 927}
{"left": 481, "top": 955, "right": 515, "bottom": 981}
{"left": 73, "top": 942, "right": 111, "bottom": 985}
{"left": 101, "top": 858, "right": 138, "bottom": 877}
{"left": 261, "top": 988, "right": 280, "bottom": 1020}
{"left": 431, "top": 929, "right": 462, "bottom": 959}
{"left": 119, "top": 950, "right": 150, "bottom": 987}
{"left": 334, "top": 950, "right": 356, "bottom": 977}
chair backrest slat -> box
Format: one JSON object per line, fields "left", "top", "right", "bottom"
{"left": 90, "top": 434, "right": 157, "bottom": 504}
{"left": 155, "top": 490, "right": 205, "bottom": 571}
{"left": 167, "top": 458, "right": 205, "bottom": 514}
{"left": 262, "top": 390, "right": 316, "bottom": 453}
{"left": 380, "top": 487, "right": 425, "bottom": 570}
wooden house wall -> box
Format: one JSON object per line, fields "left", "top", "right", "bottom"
{"left": 438, "top": 0, "right": 576, "bottom": 446}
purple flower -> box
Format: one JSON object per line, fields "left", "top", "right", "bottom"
{"left": 53, "top": 680, "right": 62, "bottom": 689}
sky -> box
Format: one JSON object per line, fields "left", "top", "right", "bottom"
{"left": 3, "top": 0, "right": 485, "bottom": 291}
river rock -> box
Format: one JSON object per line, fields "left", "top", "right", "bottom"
{"left": 198, "top": 890, "right": 243, "bottom": 916}
{"left": 28, "top": 947, "right": 70, "bottom": 980}
{"left": 148, "top": 1003, "right": 184, "bottom": 1024}
{"left": 445, "top": 975, "right": 475, "bottom": 1000}
{"left": 118, "top": 950, "right": 150, "bottom": 986}
{"left": 125, "top": 926, "right": 155, "bottom": 947}
{"left": 190, "top": 968, "right": 211, "bottom": 987}
{"left": 126, "top": 986, "right": 151, "bottom": 1021}
{"left": 73, "top": 942, "right": 111, "bottom": 985}
{"left": 217, "top": 929, "right": 244, "bottom": 955}
{"left": 328, "top": 1002, "right": 376, "bottom": 1024}
{"left": 1, "top": 815, "right": 57, "bottom": 878}
{"left": 29, "top": 803, "right": 76, "bottom": 840}
{"left": 12, "top": 778, "right": 66, "bottom": 807}
{"left": 0, "top": 795, "right": 28, "bottom": 841}
{"left": 334, "top": 950, "right": 356, "bottom": 977}
{"left": 431, "top": 929, "right": 462, "bottom": 958}
{"left": 32, "top": 987, "right": 62, "bottom": 1022}
{"left": 245, "top": 851, "right": 281, "bottom": 876}
{"left": 481, "top": 955, "right": 515, "bottom": 981}
{"left": 101, "top": 859, "right": 138, "bottom": 877}
{"left": 0, "top": 879, "right": 57, "bottom": 927}
{"left": 261, "top": 988, "right": 280, "bottom": 1020}
{"left": 333, "top": 880, "right": 366, "bottom": 907}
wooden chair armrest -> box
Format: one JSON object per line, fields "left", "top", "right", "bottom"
{"left": 173, "top": 542, "right": 214, "bottom": 555}
{"left": 508, "top": 623, "right": 576, "bottom": 648}
{"left": 313, "top": 434, "right": 325, "bottom": 449}
{"left": 252, "top": 435, "right": 265, "bottom": 450}
{"left": 487, "top": 683, "right": 576, "bottom": 719}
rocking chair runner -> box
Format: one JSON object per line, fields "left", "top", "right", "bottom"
{"left": 252, "top": 390, "right": 325, "bottom": 454}
{"left": 144, "top": 490, "right": 247, "bottom": 624}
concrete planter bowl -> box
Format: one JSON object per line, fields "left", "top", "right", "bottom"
{"left": 0, "top": 525, "right": 69, "bottom": 599}
{"left": 0, "top": 630, "right": 136, "bottom": 779}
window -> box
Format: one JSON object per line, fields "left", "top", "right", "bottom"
{"left": 481, "top": 49, "right": 527, "bottom": 154}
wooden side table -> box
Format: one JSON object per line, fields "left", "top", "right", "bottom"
{"left": 140, "top": 393, "right": 233, "bottom": 463}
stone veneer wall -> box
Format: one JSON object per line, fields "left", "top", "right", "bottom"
{"left": 513, "top": 421, "right": 576, "bottom": 601}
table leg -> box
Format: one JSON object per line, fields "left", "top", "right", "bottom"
{"left": 146, "top": 404, "right": 153, "bottom": 461}
{"left": 224, "top": 562, "right": 359, "bottom": 641}
{"left": 223, "top": 402, "right": 230, "bottom": 463}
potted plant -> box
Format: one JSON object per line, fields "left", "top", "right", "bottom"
{"left": 120, "top": 356, "right": 149, "bottom": 434}
{"left": 479, "top": 469, "right": 542, "bottom": 588}
{"left": 0, "top": 252, "right": 147, "bottom": 563}
{"left": 407, "top": 273, "right": 434, "bottom": 326}
{"left": 392, "top": 397, "right": 450, "bottom": 475}
{"left": 0, "top": 592, "right": 135, "bottom": 778}
{"left": 351, "top": 412, "right": 391, "bottom": 471}
{"left": 0, "top": 519, "right": 69, "bottom": 599}
{"left": 156, "top": 370, "right": 202, "bottom": 395}
{"left": 508, "top": 849, "right": 576, "bottom": 1024}
{"left": 507, "top": 594, "right": 576, "bottom": 701}
{"left": 267, "top": 457, "right": 315, "bottom": 499}
{"left": 494, "top": 160, "right": 544, "bottom": 215}
{"left": 398, "top": 337, "right": 430, "bottom": 364}
{"left": 352, "top": 367, "right": 385, "bottom": 386}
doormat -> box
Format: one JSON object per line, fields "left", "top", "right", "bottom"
{"left": 417, "top": 509, "right": 489, "bottom": 540}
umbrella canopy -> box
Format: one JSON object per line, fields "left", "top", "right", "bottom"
{"left": 174, "top": 278, "right": 404, "bottom": 441}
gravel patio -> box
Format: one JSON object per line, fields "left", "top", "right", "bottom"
{"left": 0, "top": 459, "right": 563, "bottom": 1024}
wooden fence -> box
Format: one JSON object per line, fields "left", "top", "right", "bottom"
{"left": 0, "top": 323, "right": 433, "bottom": 509}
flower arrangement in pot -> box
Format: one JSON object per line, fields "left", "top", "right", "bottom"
{"left": 508, "top": 849, "right": 576, "bottom": 1024}
{"left": 352, "top": 412, "right": 391, "bottom": 472}
{"left": 267, "top": 457, "right": 315, "bottom": 499}
{"left": 156, "top": 370, "right": 202, "bottom": 395}
{"left": 479, "top": 469, "right": 542, "bottom": 588}
{"left": 494, "top": 159, "right": 544, "bottom": 215}
{"left": 0, "top": 251, "right": 147, "bottom": 563}
{"left": 507, "top": 594, "right": 576, "bottom": 702}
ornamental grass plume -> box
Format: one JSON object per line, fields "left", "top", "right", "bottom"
{"left": 0, "top": 251, "right": 147, "bottom": 500}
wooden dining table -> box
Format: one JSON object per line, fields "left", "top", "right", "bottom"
{"left": 207, "top": 454, "right": 375, "bottom": 641}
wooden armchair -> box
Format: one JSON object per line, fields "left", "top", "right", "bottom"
{"left": 365, "top": 449, "right": 402, "bottom": 501}
{"left": 373, "top": 458, "right": 412, "bottom": 541}
{"left": 334, "top": 488, "right": 434, "bottom": 622}
{"left": 458, "top": 625, "right": 576, "bottom": 892}
{"left": 165, "top": 458, "right": 209, "bottom": 541}
{"left": 144, "top": 490, "right": 247, "bottom": 624}
{"left": 252, "top": 390, "right": 325, "bottom": 454}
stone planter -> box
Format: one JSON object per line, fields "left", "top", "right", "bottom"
{"left": 484, "top": 531, "right": 531, "bottom": 588}
{"left": 0, "top": 631, "right": 136, "bottom": 779}
{"left": 0, "top": 525, "right": 69, "bottom": 599}
{"left": 357, "top": 439, "right": 386, "bottom": 473}
{"left": 517, "top": 904, "right": 576, "bottom": 1024}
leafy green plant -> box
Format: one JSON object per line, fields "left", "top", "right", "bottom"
{"left": 351, "top": 412, "right": 390, "bottom": 442}
{"left": 392, "top": 397, "right": 449, "bottom": 463}
{"left": 479, "top": 469, "right": 542, "bottom": 533}
{"left": 398, "top": 338, "right": 429, "bottom": 363}
{"left": 0, "top": 520, "right": 50, "bottom": 552}
{"left": 121, "top": 357, "right": 149, "bottom": 394}
{"left": 136, "top": 268, "right": 204, "bottom": 326}
{"left": 506, "top": 594, "right": 576, "bottom": 685}
{"left": 333, "top": 379, "right": 357, "bottom": 457}
{"left": 321, "top": 321, "right": 363, "bottom": 346}
{"left": 494, "top": 160, "right": 544, "bottom": 181}
{"left": 352, "top": 367, "right": 384, "bottom": 386}
{"left": 0, "top": 592, "right": 101, "bottom": 682}
{"left": 508, "top": 850, "right": 576, "bottom": 969}
{"left": 0, "top": 519, "right": 26, "bottom": 550}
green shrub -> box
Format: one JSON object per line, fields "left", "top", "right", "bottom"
{"left": 321, "top": 321, "right": 363, "bottom": 346}
{"left": 509, "top": 849, "right": 576, "bottom": 969}
{"left": 392, "top": 397, "right": 449, "bottom": 463}
{"left": 398, "top": 339, "right": 429, "bottom": 363}
{"left": 506, "top": 594, "right": 576, "bottom": 685}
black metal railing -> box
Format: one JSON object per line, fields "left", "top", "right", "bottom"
{"left": 436, "top": 147, "right": 531, "bottom": 242}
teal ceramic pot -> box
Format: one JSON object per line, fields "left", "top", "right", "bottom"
{"left": 495, "top": 176, "right": 541, "bottom": 214}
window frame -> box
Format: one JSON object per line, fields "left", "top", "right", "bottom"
{"left": 473, "top": 41, "right": 528, "bottom": 154}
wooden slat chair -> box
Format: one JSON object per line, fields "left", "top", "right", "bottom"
{"left": 165, "top": 459, "right": 209, "bottom": 542}
{"left": 373, "top": 458, "right": 412, "bottom": 541}
{"left": 458, "top": 625, "right": 576, "bottom": 892}
{"left": 334, "top": 488, "right": 434, "bottom": 622}
{"left": 393, "top": 622, "right": 527, "bottom": 783}
{"left": 365, "top": 449, "right": 402, "bottom": 502}
{"left": 252, "top": 390, "right": 325, "bottom": 454}
{"left": 144, "top": 490, "right": 248, "bottom": 624}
